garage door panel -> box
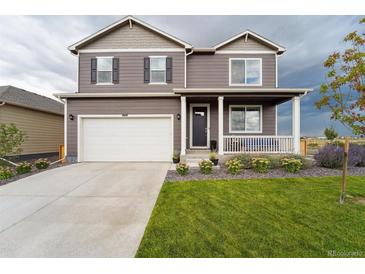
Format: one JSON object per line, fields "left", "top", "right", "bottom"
{"left": 81, "top": 117, "right": 172, "bottom": 162}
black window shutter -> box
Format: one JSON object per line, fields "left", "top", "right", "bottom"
{"left": 112, "top": 58, "right": 119, "bottom": 84}
{"left": 166, "top": 57, "right": 172, "bottom": 83}
{"left": 91, "top": 58, "right": 97, "bottom": 84}
{"left": 144, "top": 57, "right": 150, "bottom": 83}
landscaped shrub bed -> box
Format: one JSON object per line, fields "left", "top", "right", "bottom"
{"left": 251, "top": 157, "right": 270, "bottom": 173}
{"left": 176, "top": 163, "right": 189, "bottom": 176}
{"left": 281, "top": 158, "right": 303, "bottom": 173}
{"left": 35, "top": 158, "right": 50, "bottom": 170}
{"left": 0, "top": 166, "right": 13, "bottom": 180}
{"left": 225, "top": 158, "right": 242, "bottom": 175}
{"left": 314, "top": 143, "right": 365, "bottom": 168}
{"left": 15, "top": 161, "right": 32, "bottom": 175}
{"left": 199, "top": 160, "right": 213, "bottom": 174}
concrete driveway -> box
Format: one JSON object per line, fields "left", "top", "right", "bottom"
{"left": 0, "top": 162, "right": 169, "bottom": 257}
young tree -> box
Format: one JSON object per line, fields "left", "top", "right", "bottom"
{"left": 315, "top": 17, "right": 365, "bottom": 135}
{"left": 0, "top": 123, "right": 26, "bottom": 158}
{"left": 324, "top": 126, "right": 339, "bottom": 140}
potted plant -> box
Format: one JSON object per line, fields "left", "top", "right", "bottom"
{"left": 209, "top": 151, "right": 219, "bottom": 166}
{"left": 172, "top": 151, "right": 180, "bottom": 164}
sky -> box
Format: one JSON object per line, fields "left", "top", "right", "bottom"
{"left": 0, "top": 15, "right": 362, "bottom": 136}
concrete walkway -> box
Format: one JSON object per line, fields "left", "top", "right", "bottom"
{"left": 0, "top": 162, "right": 169, "bottom": 257}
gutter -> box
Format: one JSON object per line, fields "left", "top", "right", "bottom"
{"left": 184, "top": 48, "right": 194, "bottom": 88}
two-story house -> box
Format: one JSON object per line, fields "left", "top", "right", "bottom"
{"left": 56, "top": 16, "right": 311, "bottom": 162}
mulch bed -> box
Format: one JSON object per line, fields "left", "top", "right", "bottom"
{"left": 0, "top": 162, "right": 69, "bottom": 187}
{"left": 166, "top": 166, "right": 365, "bottom": 182}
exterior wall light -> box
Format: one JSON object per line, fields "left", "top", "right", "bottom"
{"left": 69, "top": 114, "right": 74, "bottom": 121}
{"left": 177, "top": 113, "right": 181, "bottom": 120}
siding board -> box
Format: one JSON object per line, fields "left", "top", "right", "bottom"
{"left": 0, "top": 104, "right": 64, "bottom": 155}
{"left": 82, "top": 22, "right": 182, "bottom": 49}
{"left": 79, "top": 52, "right": 184, "bottom": 93}
{"left": 187, "top": 53, "right": 276, "bottom": 88}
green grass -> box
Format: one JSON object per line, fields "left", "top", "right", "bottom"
{"left": 136, "top": 176, "right": 365, "bottom": 258}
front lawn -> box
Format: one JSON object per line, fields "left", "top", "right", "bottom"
{"left": 136, "top": 176, "right": 365, "bottom": 258}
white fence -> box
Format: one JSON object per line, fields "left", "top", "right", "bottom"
{"left": 223, "top": 136, "right": 294, "bottom": 154}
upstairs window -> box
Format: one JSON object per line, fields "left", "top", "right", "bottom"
{"left": 150, "top": 56, "right": 166, "bottom": 83}
{"left": 229, "top": 58, "right": 262, "bottom": 86}
{"left": 97, "top": 57, "right": 113, "bottom": 84}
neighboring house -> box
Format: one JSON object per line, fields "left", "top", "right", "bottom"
{"left": 56, "top": 15, "right": 311, "bottom": 162}
{"left": 0, "top": 85, "right": 64, "bottom": 159}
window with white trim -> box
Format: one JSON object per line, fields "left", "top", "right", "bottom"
{"left": 229, "top": 105, "right": 262, "bottom": 133}
{"left": 97, "top": 57, "right": 113, "bottom": 84}
{"left": 150, "top": 56, "right": 166, "bottom": 83}
{"left": 229, "top": 58, "right": 262, "bottom": 86}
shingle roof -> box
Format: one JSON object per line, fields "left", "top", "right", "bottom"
{"left": 0, "top": 86, "right": 63, "bottom": 115}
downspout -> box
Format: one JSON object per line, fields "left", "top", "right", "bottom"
{"left": 184, "top": 48, "right": 194, "bottom": 88}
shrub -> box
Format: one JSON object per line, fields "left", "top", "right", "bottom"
{"left": 15, "top": 161, "right": 32, "bottom": 175}
{"left": 251, "top": 157, "right": 270, "bottom": 173}
{"left": 314, "top": 144, "right": 365, "bottom": 168}
{"left": 0, "top": 166, "right": 13, "bottom": 180}
{"left": 324, "top": 126, "right": 338, "bottom": 140}
{"left": 176, "top": 163, "right": 189, "bottom": 176}
{"left": 281, "top": 158, "right": 303, "bottom": 173}
{"left": 235, "top": 154, "right": 252, "bottom": 169}
{"left": 225, "top": 158, "right": 242, "bottom": 175}
{"left": 199, "top": 160, "right": 213, "bottom": 174}
{"left": 267, "top": 156, "right": 281, "bottom": 169}
{"left": 35, "top": 158, "right": 50, "bottom": 170}
{"left": 0, "top": 123, "right": 26, "bottom": 158}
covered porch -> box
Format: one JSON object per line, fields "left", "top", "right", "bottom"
{"left": 177, "top": 88, "right": 308, "bottom": 156}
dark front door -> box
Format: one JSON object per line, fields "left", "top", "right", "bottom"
{"left": 192, "top": 106, "right": 208, "bottom": 147}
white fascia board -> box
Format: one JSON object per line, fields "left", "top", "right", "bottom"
{"left": 213, "top": 30, "right": 286, "bottom": 53}
{"left": 173, "top": 88, "right": 313, "bottom": 94}
{"left": 55, "top": 92, "right": 180, "bottom": 99}
{"left": 68, "top": 15, "right": 192, "bottom": 53}
{"left": 78, "top": 48, "right": 185, "bottom": 53}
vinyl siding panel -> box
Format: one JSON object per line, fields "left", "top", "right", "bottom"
{"left": 66, "top": 98, "right": 181, "bottom": 157}
{"left": 187, "top": 53, "right": 276, "bottom": 88}
{"left": 218, "top": 36, "right": 275, "bottom": 51}
{"left": 0, "top": 104, "right": 64, "bottom": 155}
{"left": 79, "top": 52, "right": 184, "bottom": 93}
{"left": 81, "top": 22, "right": 182, "bottom": 49}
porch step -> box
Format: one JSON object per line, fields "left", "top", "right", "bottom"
{"left": 186, "top": 149, "right": 211, "bottom": 154}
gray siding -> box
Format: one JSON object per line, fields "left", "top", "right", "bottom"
{"left": 81, "top": 22, "right": 182, "bottom": 49}
{"left": 79, "top": 52, "right": 185, "bottom": 93}
{"left": 217, "top": 36, "right": 274, "bottom": 51}
{"left": 66, "top": 98, "right": 181, "bottom": 157}
{"left": 187, "top": 54, "right": 276, "bottom": 88}
{"left": 186, "top": 99, "right": 276, "bottom": 149}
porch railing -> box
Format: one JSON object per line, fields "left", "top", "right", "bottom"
{"left": 223, "top": 135, "right": 294, "bottom": 154}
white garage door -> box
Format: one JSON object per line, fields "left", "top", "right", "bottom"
{"left": 80, "top": 116, "right": 172, "bottom": 162}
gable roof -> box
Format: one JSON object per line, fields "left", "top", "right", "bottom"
{"left": 213, "top": 29, "right": 286, "bottom": 54}
{"left": 0, "top": 86, "right": 63, "bottom": 115}
{"left": 68, "top": 15, "right": 193, "bottom": 54}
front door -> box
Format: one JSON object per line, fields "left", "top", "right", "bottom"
{"left": 192, "top": 106, "right": 208, "bottom": 147}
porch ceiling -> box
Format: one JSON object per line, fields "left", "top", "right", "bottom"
{"left": 174, "top": 88, "right": 311, "bottom": 104}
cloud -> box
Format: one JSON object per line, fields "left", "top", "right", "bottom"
{"left": 0, "top": 15, "right": 361, "bottom": 135}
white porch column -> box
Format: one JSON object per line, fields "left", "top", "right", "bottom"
{"left": 218, "top": 96, "right": 224, "bottom": 155}
{"left": 292, "top": 96, "right": 301, "bottom": 154}
{"left": 180, "top": 96, "right": 186, "bottom": 155}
